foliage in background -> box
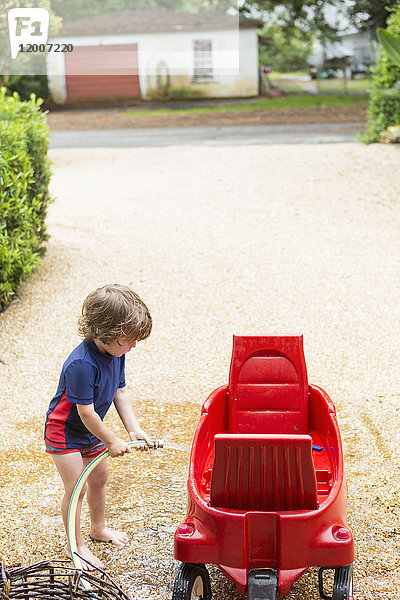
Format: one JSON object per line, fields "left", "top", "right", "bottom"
{"left": 240, "top": 0, "right": 397, "bottom": 42}
{"left": 258, "top": 22, "right": 313, "bottom": 71}
{"left": 376, "top": 29, "right": 400, "bottom": 143}
{"left": 49, "top": 0, "right": 233, "bottom": 20}
{"left": 5, "top": 75, "right": 49, "bottom": 101}
{"left": 378, "top": 28, "right": 400, "bottom": 69}
{"left": 362, "top": 5, "right": 400, "bottom": 143}
{"left": 0, "top": 89, "right": 52, "bottom": 310}
{"left": 345, "top": 0, "right": 398, "bottom": 36}
{"left": 240, "top": 0, "right": 341, "bottom": 43}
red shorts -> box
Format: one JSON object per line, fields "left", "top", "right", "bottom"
{"left": 45, "top": 440, "right": 106, "bottom": 458}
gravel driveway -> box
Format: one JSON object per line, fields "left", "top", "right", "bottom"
{"left": 0, "top": 141, "right": 399, "bottom": 600}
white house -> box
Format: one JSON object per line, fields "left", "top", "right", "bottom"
{"left": 309, "top": 30, "right": 376, "bottom": 77}
{"left": 308, "top": 5, "right": 376, "bottom": 76}
{"left": 47, "top": 11, "right": 262, "bottom": 104}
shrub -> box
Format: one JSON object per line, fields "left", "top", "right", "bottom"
{"left": 363, "top": 6, "right": 400, "bottom": 143}
{"left": 0, "top": 88, "right": 52, "bottom": 310}
{"left": 6, "top": 75, "right": 50, "bottom": 102}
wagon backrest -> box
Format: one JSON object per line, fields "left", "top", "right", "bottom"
{"left": 228, "top": 335, "right": 309, "bottom": 434}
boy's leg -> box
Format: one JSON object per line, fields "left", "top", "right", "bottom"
{"left": 51, "top": 452, "right": 104, "bottom": 570}
{"left": 83, "top": 457, "right": 129, "bottom": 547}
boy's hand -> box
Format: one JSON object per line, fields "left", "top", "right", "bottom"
{"left": 108, "top": 437, "right": 132, "bottom": 457}
{"left": 128, "top": 428, "right": 153, "bottom": 451}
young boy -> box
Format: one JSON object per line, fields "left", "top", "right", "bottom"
{"left": 44, "top": 284, "right": 153, "bottom": 570}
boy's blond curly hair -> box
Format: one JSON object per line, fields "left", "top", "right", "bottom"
{"left": 78, "top": 284, "right": 152, "bottom": 344}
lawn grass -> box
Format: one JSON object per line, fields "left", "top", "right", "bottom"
{"left": 124, "top": 94, "right": 368, "bottom": 116}
{"left": 315, "top": 78, "right": 372, "bottom": 94}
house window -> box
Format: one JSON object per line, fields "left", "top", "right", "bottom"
{"left": 354, "top": 44, "right": 373, "bottom": 65}
{"left": 193, "top": 39, "right": 213, "bottom": 81}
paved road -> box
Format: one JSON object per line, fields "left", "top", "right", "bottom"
{"left": 50, "top": 121, "right": 365, "bottom": 148}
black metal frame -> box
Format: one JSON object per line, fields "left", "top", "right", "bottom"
{"left": 1, "top": 559, "right": 130, "bottom": 600}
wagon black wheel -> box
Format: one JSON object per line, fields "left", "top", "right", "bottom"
{"left": 318, "top": 564, "right": 353, "bottom": 600}
{"left": 173, "top": 563, "right": 212, "bottom": 600}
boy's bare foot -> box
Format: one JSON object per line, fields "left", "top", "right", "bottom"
{"left": 89, "top": 527, "right": 129, "bottom": 547}
{"left": 64, "top": 543, "right": 104, "bottom": 570}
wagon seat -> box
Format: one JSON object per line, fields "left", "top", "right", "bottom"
{"left": 210, "top": 335, "right": 320, "bottom": 512}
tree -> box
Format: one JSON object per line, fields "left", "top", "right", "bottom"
{"left": 259, "top": 21, "right": 314, "bottom": 71}
{"left": 240, "top": 0, "right": 343, "bottom": 43}
{"left": 49, "top": 0, "right": 233, "bottom": 21}
{"left": 240, "top": 0, "right": 399, "bottom": 41}
{"left": 346, "top": 0, "right": 399, "bottom": 36}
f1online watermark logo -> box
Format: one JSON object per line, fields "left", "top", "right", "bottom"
{"left": 8, "top": 8, "right": 50, "bottom": 59}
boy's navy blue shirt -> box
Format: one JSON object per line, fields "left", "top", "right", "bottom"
{"left": 45, "top": 340, "right": 126, "bottom": 450}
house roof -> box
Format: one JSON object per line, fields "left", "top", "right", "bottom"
{"left": 59, "top": 10, "right": 262, "bottom": 36}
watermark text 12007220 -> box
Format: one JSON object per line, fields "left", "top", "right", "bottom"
{"left": 17, "top": 43, "right": 73, "bottom": 53}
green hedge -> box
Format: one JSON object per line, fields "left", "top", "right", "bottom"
{"left": 0, "top": 88, "right": 52, "bottom": 310}
{"left": 363, "top": 6, "right": 400, "bottom": 143}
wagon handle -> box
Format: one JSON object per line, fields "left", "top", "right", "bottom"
{"left": 228, "top": 335, "right": 309, "bottom": 432}
{"left": 229, "top": 335, "right": 308, "bottom": 391}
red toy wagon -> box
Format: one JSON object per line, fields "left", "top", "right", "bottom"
{"left": 173, "top": 335, "right": 354, "bottom": 600}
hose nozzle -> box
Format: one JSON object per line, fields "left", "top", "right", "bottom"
{"left": 152, "top": 439, "right": 164, "bottom": 449}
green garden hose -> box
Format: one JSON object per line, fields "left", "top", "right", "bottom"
{"left": 67, "top": 440, "right": 164, "bottom": 588}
